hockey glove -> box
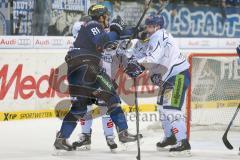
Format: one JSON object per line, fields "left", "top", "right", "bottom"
{"left": 124, "top": 61, "right": 145, "bottom": 78}
{"left": 110, "top": 16, "right": 126, "bottom": 35}
{"left": 150, "top": 74, "right": 164, "bottom": 86}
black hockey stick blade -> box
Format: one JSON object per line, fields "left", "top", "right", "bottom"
{"left": 222, "top": 104, "right": 240, "bottom": 150}
{"left": 223, "top": 131, "right": 234, "bottom": 150}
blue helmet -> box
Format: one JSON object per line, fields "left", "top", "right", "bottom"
{"left": 145, "top": 15, "right": 164, "bottom": 28}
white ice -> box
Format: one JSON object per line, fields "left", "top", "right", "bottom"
{"left": 0, "top": 115, "right": 239, "bottom": 160}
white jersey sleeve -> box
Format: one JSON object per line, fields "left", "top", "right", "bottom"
{"left": 137, "top": 29, "right": 189, "bottom": 82}
{"left": 72, "top": 21, "right": 84, "bottom": 40}
{"left": 137, "top": 36, "right": 164, "bottom": 64}
{"left": 132, "top": 39, "right": 149, "bottom": 60}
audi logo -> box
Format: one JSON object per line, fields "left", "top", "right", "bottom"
{"left": 17, "top": 39, "right": 31, "bottom": 46}
{"left": 50, "top": 39, "right": 63, "bottom": 46}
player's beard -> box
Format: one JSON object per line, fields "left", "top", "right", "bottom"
{"left": 103, "top": 15, "right": 109, "bottom": 28}
{"left": 103, "top": 20, "right": 109, "bottom": 28}
{"left": 99, "top": 15, "right": 109, "bottom": 29}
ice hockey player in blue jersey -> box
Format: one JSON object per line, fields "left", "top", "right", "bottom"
{"left": 54, "top": 4, "right": 139, "bottom": 151}
{"left": 70, "top": 17, "right": 118, "bottom": 152}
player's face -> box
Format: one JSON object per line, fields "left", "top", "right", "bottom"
{"left": 99, "top": 14, "right": 109, "bottom": 28}
{"left": 104, "top": 14, "right": 110, "bottom": 28}
{"left": 146, "top": 25, "right": 156, "bottom": 35}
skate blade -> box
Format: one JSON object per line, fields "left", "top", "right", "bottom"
{"left": 110, "top": 148, "right": 117, "bottom": 153}
{"left": 157, "top": 147, "right": 169, "bottom": 152}
{"left": 169, "top": 150, "right": 192, "bottom": 157}
{"left": 52, "top": 148, "right": 75, "bottom": 156}
{"left": 76, "top": 145, "right": 91, "bottom": 151}
{"left": 120, "top": 140, "right": 144, "bottom": 151}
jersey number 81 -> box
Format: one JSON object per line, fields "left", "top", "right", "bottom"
{"left": 91, "top": 27, "right": 101, "bottom": 35}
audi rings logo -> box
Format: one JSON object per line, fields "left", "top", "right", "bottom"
{"left": 17, "top": 38, "right": 31, "bottom": 46}
{"left": 51, "top": 39, "right": 63, "bottom": 46}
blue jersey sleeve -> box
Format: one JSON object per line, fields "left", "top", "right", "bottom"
{"left": 119, "top": 28, "right": 133, "bottom": 40}
{"left": 85, "top": 21, "right": 119, "bottom": 50}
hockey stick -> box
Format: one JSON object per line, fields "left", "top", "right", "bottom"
{"left": 125, "top": 0, "right": 153, "bottom": 48}
{"left": 222, "top": 103, "right": 240, "bottom": 150}
{"left": 133, "top": 78, "right": 141, "bottom": 160}
{"left": 156, "top": 0, "right": 169, "bottom": 15}
{"left": 125, "top": 0, "right": 169, "bottom": 48}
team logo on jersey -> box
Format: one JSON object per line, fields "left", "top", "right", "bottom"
{"left": 102, "top": 54, "right": 113, "bottom": 63}
{"left": 162, "top": 89, "right": 173, "bottom": 106}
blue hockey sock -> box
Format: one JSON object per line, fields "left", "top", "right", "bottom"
{"left": 109, "top": 106, "right": 128, "bottom": 131}
{"left": 60, "top": 121, "right": 77, "bottom": 139}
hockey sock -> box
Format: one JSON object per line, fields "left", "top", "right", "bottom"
{"left": 171, "top": 118, "right": 187, "bottom": 142}
{"left": 158, "top": 105, "right": 173, "bottom": 138}
{"left": 102, "top": 115, "right": 114, "bottom": 137}
{"left": 60, "top": 121, "right": 77, "bottom": 139}
{"left": 109, "top": 106, "right": 128, "bottom": 132}
{"left": 60, "top": 112, "right": 78, "bottom": 138}
{"left": 161, "top": 118, "right": 173, "bottom": 138}
{"left": 80, "top": 118, "right": 93, "bottom": 134}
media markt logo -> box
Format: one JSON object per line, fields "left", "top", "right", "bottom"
{"left": 0, "top": 12, "right": 6, "bottom": 35}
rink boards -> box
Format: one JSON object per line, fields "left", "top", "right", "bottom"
{"left": 0, "top": 36, "right": 239, "bottom": 121}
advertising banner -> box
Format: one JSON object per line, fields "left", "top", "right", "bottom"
{"left": 0, "top": 47, "right": 157, "bottom": 121}
{"left": 0, "top": 36, "right": 239, "bottom": 121}
{"left": 157, "top": 5, "right": 240, "bottom": 38}
{"left": 0, "top": 36, "right": 74, "bottom": 49}
{"left": 52, "top": 0, "right": 89, "bottom": 13}
{"left": 121, "top": 3, "right": 240, "bottom": 38}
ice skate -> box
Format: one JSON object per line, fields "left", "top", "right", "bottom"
{"left": 72, "top": 133, "right": 91, "bottom": 151}
{"left": 118, "top": 129, "right": 143, "bottom": 151}
{"left": 118, "top": 129, "right": 142, "bottom": 143}
{"left": 106, "top": 135, "right": 118, "bottom": 153}
{"left": 53, "top": 131, "right": 74, "bottom": 156}
{"left": 156, "top": 134, "right": 177, "bottom": 151}
{"left": 169, "top": 139, "right": 191, "bottom": 157}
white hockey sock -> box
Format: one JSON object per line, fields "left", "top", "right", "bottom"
{"left": 80, "top": 118, "right": 93, "bottom": 134}
{"left": 102, "top": 115, "right": 114, "bottom": 137}
{"left": 161, "top": 119, "right": 173, "bottom": 138}
{"left": 158, "top": 105, "right": 172, "bottom": 138}
{"left": 171, "top": 119, "right": 187, "bottom": 142}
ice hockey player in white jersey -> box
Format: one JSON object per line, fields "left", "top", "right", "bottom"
{"left": 70, "top": 17, "right": 117, "bottom": 152}
{"left": 125, "top": 14, "right": 191, "bottom": 156}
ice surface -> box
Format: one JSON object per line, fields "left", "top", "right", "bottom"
{"left": 0, "top": 117, "right": 239, "bottom": 160}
